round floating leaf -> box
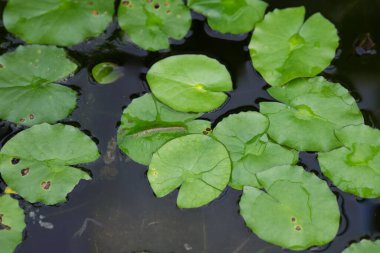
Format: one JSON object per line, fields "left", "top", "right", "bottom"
{"left": 343, "top": 239, "right": 380, "bottom": 253}
{"left": 0, "top": 45, "right": 78, "bottom": 126}
{"left": 148, "top": 134, "right": 231, "bottom": 208}
{"left": 212, "top": 111, "right": 298, "bottom": 189}
{"left": 0, "top": 123, "right": 100, "bottom": 205}
{"left": 260, "top": 77, "right": 364, "bottom": 152}
{"left": 4, "top": 0, "right": 114, "bottom": 46}
{"left": 188, "top": 0, "right": 267, "bottom": 34}
{"left": 319, "top": 125, "right": 380, "bottom": 198}
{"left": 92, "top": 62, "right": 123, "bottom": 84}
{"left": 147, "top": 55, "right": 233, "bottom": 112}
{"left": 239, "top": 165, "right": 340, "bottom": 250}
{"left": 117, "top": 94, "right": 211, "bottom": 165}
{"left": 0, "top": 195, "right": 25, "bottom": 253}
{"left": 249, "top": 7, "right": 339, "bottom": 86}
{"left": 118, "top": 0, "right": 191, "bottom": 51}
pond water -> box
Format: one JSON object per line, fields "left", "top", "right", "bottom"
{"left": 1, "top": 0, "right": 380, "bottom": 252}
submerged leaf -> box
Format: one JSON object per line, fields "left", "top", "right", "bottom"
{"left": 188, "top": 0, "right": 267, "bottom": 34}
{"left": 0, "top": 124, "right": 100, "bottom": 205}
{"left": 147, "top": 55, "right": 233, "bottom": 112}
{"left": 4, "top": 0, "right": 114, "bottom": 46}
{"left": 118, "top": 0, "right": 191, "bottom": 51}
{"left": 260, "top": 77, "right": 364, "bottom": 152}
{"left": 0, "top": 45, "right": 78, "bottom": 126}
{"left": 117, "top": 94, "right": 210, "bottom": 165}
{"left": 343, "top": 239, "right": 380, "bottom": 253}
{"left": 92, "top": 62, "right": 123, "bottom": 84}
{"left": 212, "top": 111, "right": 298, "bottom": 189}
{"left": 319, "top": 124, "right": 380, "bottom": 198}
{"left": 239, "top": 165, "right": 340, "bottom": 250}
{"left": 148, "top": 134, "right": 231, "bottom": 208}
{"left": 249, "top": 7, "right": 339, "bottom": 86}
{"left": 0, "top": 195, "right": 25, "bottom": 253}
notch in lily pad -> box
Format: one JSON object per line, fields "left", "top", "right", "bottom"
{"left": 92, "top": 62, "right": 123, "bottom": 84}
{"left": 147, "top": 55, "right": 233, "bottom": 112}
{"left": 148, "top": 134, "right": 231, "bottom": 208}
{"left": 0, "top": 45, "right": 78, "bottom": 126}
{"left": 319, "top": 124, "right": 380, "bottom": 198}
{"left": 343, "top": 239, "right": 380, "bottom": 253}
{"left": 117, "top": 94, "right": 211, "bottom": 165}
{"left": 3, "top": 0, "right": 114, "bottom": 46}
{"left": 118, "top": 0, "right": 191, "bottom": 51}
{"left": 0, "top": 195, "right": 25, "bottom": 253}
{"left": 188, "top": 0, "right": 267, "bottom": 34}
{"left": 0, "top": 123, "right": 100, "bottom": 205}
{"left": 260, "top": 77, "right": 364, "bottom": 152}
{"left": 249, "top": 6, "right": 339, "bottom": 86}
{"left": 239, "top": 165, "right": 340, "bottom": 250}
{"left": 212, "top": 111, "right": 298, "bottom": 189}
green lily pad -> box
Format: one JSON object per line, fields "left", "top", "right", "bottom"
{"left": 0, "top": 123, "right": 100, "bottom": 205}
{"left": 188, "top": 0, "right": 267, "bottom": 34}
{"left": 4, "top": 0, "right": 114, "bottom": 46}
{"left": 0, "top": 195, "right": 25, "bottom": 253}
{"left": 0, "top": 45, "right": 78, "bottom": 126}
{"left": 239, "top": 165, "right": 340, "bottom": 250}
{"left": 118, "top": 0, "right": 191, "bottom": 51}
{"left": 249, "top": 7, "right": 339, "bottom": 86}
{"left": 147, "top": 55, "right": 233, "bottom": 112}
{"left": 260, "top": 77, "right": 364, "bottom": 152}
{"left": 319, "top": 124, "right": 380, "bottom": 198}
{"left": 343, "top": 239, "right": 380, "bottom": 253}
{"left": 148, "top": 134, "right": 231, "bottom": 208}
{"left": 92, "top": 62, "right": 123, "bottom": 84}
{"left": 117, "top": 94, "right": 211, "bottom": 165}
{"left": 212, "top": 111, "right": 298, "bottom": 189}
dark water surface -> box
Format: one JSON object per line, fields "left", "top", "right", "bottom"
{"left": 1, "top": 0, "right": 380, "bottom": 252}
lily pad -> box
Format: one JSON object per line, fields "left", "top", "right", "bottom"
{"left": 343, "top": 239, "right": 380, "bottom": 253}
{"left": 117, "top": 94, "right": 211, "bottom": 165}
{"left": 0, "top": 123, "right": 100, "bottom": 205}
{"left": 148, "top": 134, "right": 231, "bottom": 208}
{"left": 92, "top": 62, "right": 123, "bottom": 84}
{"left": 147, "top": 55, "right": 233, "bottom": 112}
{"left": 0, "top": 45, "right": 78, "bottom": 126}
{"left": 0, "top": 195, "right": 25, "bottom": 253}
{"left": 118, "top": 0, "right": 191, "bottom": 51}
{"left": 319, "top": 124, "right": 380, "bottom": 198}
{"left": 4, "top": 0, "right": 114, "bottom": 46}
{"left": 260, "top": 77, "right": 364, "bottom": 152}
{"left": 249, "top": 7, "right": 339, "bottom": 86}
{"left": 188, "top": 0, "right": 267, "bottom": 34}
{"left": 212, "top": 111, "right": 298, "bottom": 189}
{"left": 239, "top": 165, "right": 340, "bottom": 250}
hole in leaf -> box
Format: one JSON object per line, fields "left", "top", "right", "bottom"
{"left": 21, "top": 168, "right": 30, "bottom": 176}
{"left": 11, "top": 158, "right": 20, "bottom": 165}
{"left": 0, "top": 214, "right": 11, "bottom": 231}
{"left": 154, "top": 3, "right": 160, "bottom": 9}
{"left": 41, "top": 181, "right": 51, "bottom": 190}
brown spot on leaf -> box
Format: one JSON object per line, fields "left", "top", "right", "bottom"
{"left": 0, "top": 64, "right": 3, "bottom": 68}
{"left": 29, "top": 114, "right": 35, "bottom": 120}
{"left": 88, "top": 1, "right": 93, "bottom": 5}
{"left": 203, "top": 131, "right": 208, "bottom": 135}
{"left": 291, "top": 217, "right": 296, "bottom": 223}
{"left": 166, "top": 10, "right": 171, "bottom": 14}
{"left": 92, "top": 10, "right": 99, "bottom": 16}
{"left": 11, "top": 158, "right": 20, "bottom": 165}
{"left": 20, "top": 118, "right": 25, "bottom": 123}
{"left": 295, "top": 225, "right": 302, "bottom": 231}
{"left": 122, "top": 0, "right": 130, "bottom": 6}
{"left": 41, "top": 181, "right": 51, "bottom": 190}
{"left": 206, "top": 128, "right": 211, "bottom": 131}
{"left": 164, "top": 1, "right": 170, "bottom": 6}
{"left": 21, "top": 168, "right": 30, "bottom": 176}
